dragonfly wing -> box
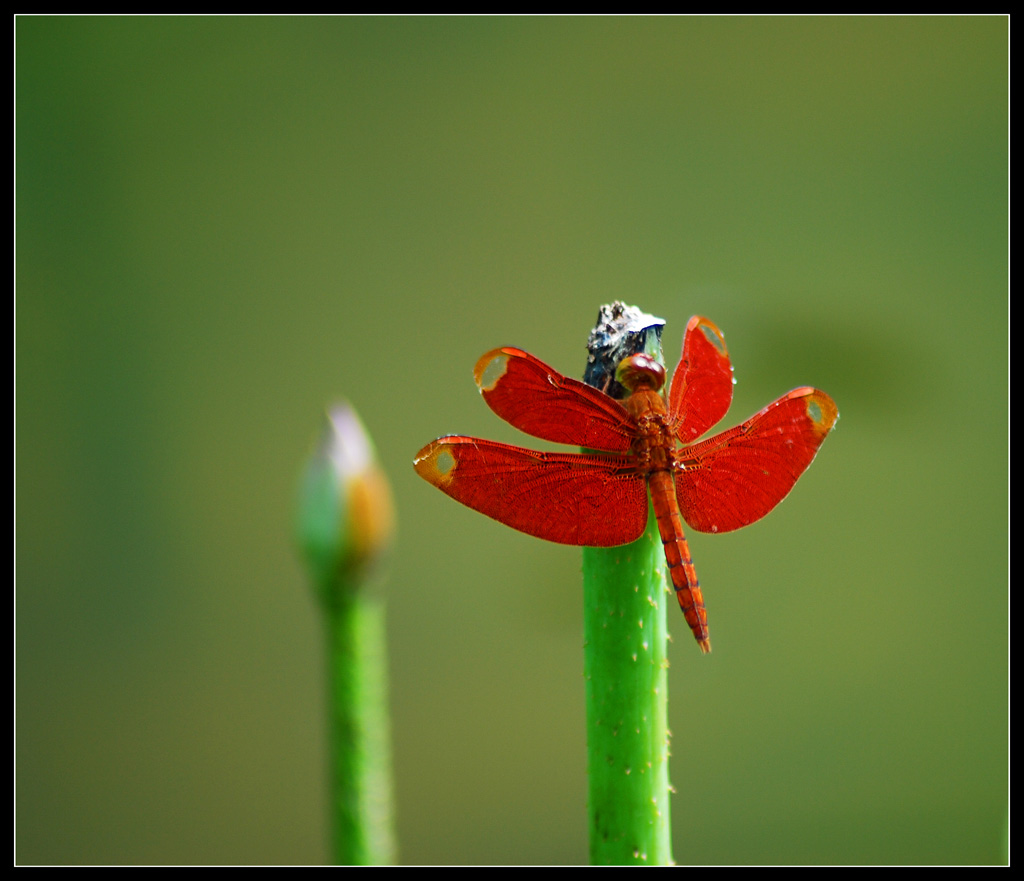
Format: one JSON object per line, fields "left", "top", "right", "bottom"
{"left": 675, "top": 387, "right": 838, "bottom": 533}
{"left": 414, "top": 437, "right": 648, "bottom": 546}
{"left": 475, "top": 348, "right": 636, "bottom": 453}
{"left": 668, "top": 316, "right": 735, "bottom": 442}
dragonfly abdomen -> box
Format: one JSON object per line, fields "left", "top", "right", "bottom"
{"left": 648, "top": 468, "right": 710, "bottom": 653}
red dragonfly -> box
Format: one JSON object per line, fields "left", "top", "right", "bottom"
{"left": 414, "top": 316, "right": 837, "bottom": 653}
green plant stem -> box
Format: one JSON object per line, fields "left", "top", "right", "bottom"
{"left": 325, "top": 584, "right": 396, "bottom": 866}
{"left": 583, "top": 503, "right": 673, "bottom": 866}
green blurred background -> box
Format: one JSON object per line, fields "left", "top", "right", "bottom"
{"left": 16, "top": 17, "right": 1007, "bottom": 865}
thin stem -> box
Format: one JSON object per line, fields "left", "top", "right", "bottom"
{"left": 296, "top": 403, "right": 396, "bottom": 865}
{"left": 326, "top": 586, "right": 396, "bottom": 866}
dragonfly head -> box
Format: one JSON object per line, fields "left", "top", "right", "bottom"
{"left": 615, "top": 353, "right": 666, "bottom": 394}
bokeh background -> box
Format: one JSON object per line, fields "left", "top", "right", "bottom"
{"left": 17, "top": 17, "right": 1007, "bottom": 865}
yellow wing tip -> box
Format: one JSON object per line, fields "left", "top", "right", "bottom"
{"left": 809, "top": 389, "right": 839, "bottom": 433}
{"left": 413, "top": 439, "right": 459, "bottom": 487}
{"left": 473, "top": 348, "right": 512, "bottom": 391}
{"left": 789, "top": 387, "right": 839, "bottom": 435}
{"left": 687, "top": 315, "right": 729, "bottom": 357}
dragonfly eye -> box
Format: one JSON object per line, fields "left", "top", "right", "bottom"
{"left": 616, "top": 354, "right": 666, "bottom": 393}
